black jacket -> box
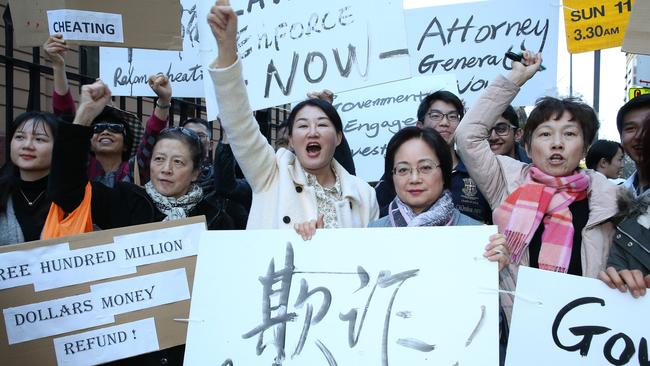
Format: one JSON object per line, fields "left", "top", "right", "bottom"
{"left": 49, "top": 123, "right": 242, "bottom": 231}
{"left": 608, "top": 191, "right": 650, "bottom": 275}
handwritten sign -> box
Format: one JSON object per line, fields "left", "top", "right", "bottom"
{"left": 506, "top": 267, "right": 650, "bottom": 366}
{"left": 334, "top": 74, "right": 457, "bottom": 182}
{"left": 0, "top": 217, "right": 205, "bottom": 365}
{"left": 404, "top": 0, "right": 559, "bottom": 106}
{"left": 563, "top": 0, "right": 634, "bottom": 53}
{"left": 100, "top": 0, "right": 204, "bottom": 97}
{"left": 197, "top": 0, "right": 411, "bottom": 119}
{"left": 185, "top": 226, "right": 499, "bottom": 365}
{"left": 8, "top": 0, "right": 182, "bottom": 49}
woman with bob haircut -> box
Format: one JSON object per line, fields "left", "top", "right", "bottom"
{"left": 456, "top": 52, "right": 620, "bottom": 317}
{"left": 48, "top": 80, "right": 242, "bottom": 231}
{"left": 0, "top": 111, "right": 60, "bottom": 245}
{"left": 585, "top": 139, "right": 625, "bottom": 180}
{"left": 205, "top": 3, "right": 378, "bottom": 230}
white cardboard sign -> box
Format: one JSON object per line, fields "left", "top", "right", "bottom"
{"left": 197, "top": 0, "right": 411, "bottom": 119}
{"left": 47, "top": 9, "right": 124, "bottom": 43}
{"left": 404, "top": 0, "right": 559, "bottom": 106}
{"left": 99, "top": 0, "right": 203, "bottom": 97}
{"left": 506, "top": 266, "right": 650, "bottom": 366}
{"left": 185, "top": 226, "right": 499, "bottom": 365}
{"left": 334, "top": 73, "right": 457, "bottom": 182}
{"left": 53, "top": 317, "right": 159, "bottom": 366}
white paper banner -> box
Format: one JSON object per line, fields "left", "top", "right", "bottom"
{"left": 53, "top": 318, "right": 159, "bottom": 366}
{"left": 32, "top": 243, "right": 136, "bottom": 292}
{"left": 185, "top": 226, "right": 499, "bottom": 365}
{"left": 47, "top": 9, "right": 124, "bottom": 43}
{"left": 113, "top": 222, "right": 204, "bottom": 267}
{"left": 0, "top": 243, "right": 70, "bottom": 290}
{"left": 197, "top": 0, "right": 411, "bottom": 119}
{"left": 3, "top": 293, "right": 115, "bottom": 345}
{"left": 506, "top": 266, "right": 650, "bottom": 366}
{"left": 90, "top": 268, "right": 190, "bottom": 316}
{"left": 334, "top": 73, "right": 457, "bottom": 181}
{"left": 404, "top": 0, "right": 559, "bottom": 106}
{"left": 100, "top": 0, "right": 202, "bottom": 97}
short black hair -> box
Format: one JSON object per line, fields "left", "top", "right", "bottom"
{"left": 585, "top": 139, "right": 623, "bottom": 170}
{"left": 384, "top": 126, "right": 452, "bottom": 195}
{"left": 640, "top": 115, "right": 650, "bottom": 179}
{"left": 416, "top": 90, "right": 464, "bottom": 122}
{"left": 287, "top": 99, "right": 343, "bottom": 135}
{"left": 616, "top": 94, "right": 650, "bottom": 134}
{"left": 155, "top": 128, "right": 204, "bottom": 172}
{"left": 181, "top": 118, "right": 211, "bottom": 139}
{"left": 92, "top": 108, "right": 132, "bottom": 161}
{"left": 502, "top": 105, "right": 519, "bottom": 128}
{"left": 523, "top": 96, "right": 599, "bottom": 150}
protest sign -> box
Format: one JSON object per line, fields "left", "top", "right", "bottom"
{"left": 506, "top": 266, "right": 650, "bottom": 366}
{"left": 8, "top": 0, "right": 182, "bottom": 50}
{"left": 404, "top": 0, "right": 559, "bottom": 106}
{"left": 334, "top": 74, "right": 457, "bottom": 182}
{"left": 629, "top": 87, "right": 650, "bottom": 100}
{"left": 622, "top": 0, "right": 650, "bottom": 55}
{"left": 563, "top": 0, "right": 634, "bottom": 53}
{"left": 100, "top": 0, "right": 205, "bottom": 97}
{"left": 196, "top": 0, "right": 411, "bottom": 119}
{"left": 0, "top": 217, "right": 205, "bottom": 365}
{"left": 185, "top": 226, "right": 500, "bottom": 365}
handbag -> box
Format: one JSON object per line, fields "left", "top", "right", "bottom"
{"left": 41, "top": 182, "right": 93, "bottom": 239}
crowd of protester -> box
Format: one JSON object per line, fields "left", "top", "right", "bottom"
{"left": 1, "top": 1, "right": 649, "bottom": 364}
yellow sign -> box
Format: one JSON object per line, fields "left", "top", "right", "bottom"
{"left": 629, "top": 87, "right": 650, "bottom": 100}
{"left": 563, "top": 0, "right": 634, "bottom": 53}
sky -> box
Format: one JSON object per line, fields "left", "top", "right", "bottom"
{"left": 403, "top": 0, "right": 628, "bottom": 142}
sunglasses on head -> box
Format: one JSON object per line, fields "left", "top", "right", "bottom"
{"left": 161, "top": 127, "right": 200, "bottom": 142}
{"left": 92, "top": 123, "right": 125, "bottom": 135}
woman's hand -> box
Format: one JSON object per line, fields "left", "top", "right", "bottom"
{"left": 74, "top": 80, "right": 112, "bottom": 126}
{"left": 207, "top": 0, "right": 238, "bottom": 68}
{"left": 483, "top": 233, "right": 510, "bottom": 271}
{"left": 148, "top": 74, "right": 172, "bottom": 103}
{"left": 43, "top": 34, "right": 67, "bottom": 68}
{"left": 293, "top": 214, "right": 324, "bottom": 241}
{"left": 506, "top": 50, "right": 542, "bottom": 87}
{"left": 598, "top": 267, "right": 650, "bottom": 298}
{"left": 307, "top": 89, "right": 334, "bottom": 104}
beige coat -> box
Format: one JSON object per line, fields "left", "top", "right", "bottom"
{"left": 456, "top": 75, "right": 620, "bottom": 318}
{"left": 209, "top": 60, "right": 378, "bottom": 229}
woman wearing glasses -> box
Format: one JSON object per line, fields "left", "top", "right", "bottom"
{"left": 43, "top": 34, "right": 171, "bottom": 187}
{"left": 0, "top": 112, "right": 60, "bottom": 245}
{"left": 48, "top": 80, "right": 240, "bottom": 231}
{"left": 206, "top": 6, "right": 378, "bottom": 230}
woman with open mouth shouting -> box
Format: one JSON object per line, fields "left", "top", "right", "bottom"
{"left": 455, "top": 51, "right": 621, "bottom": 321}
{"left": 205, "top": 1, "right": 378, "bottom": 230}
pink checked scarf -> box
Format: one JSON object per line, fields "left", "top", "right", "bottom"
{"left": 492, "top": 166, "right": 590, "bottom": 273}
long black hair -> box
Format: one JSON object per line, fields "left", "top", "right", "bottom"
{"left": 0, "top": 111, "right": 60, "bottom": 210}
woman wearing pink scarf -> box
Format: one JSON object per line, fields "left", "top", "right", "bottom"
{"left": 455, "top": 52, "right": 620, "bottom": 320}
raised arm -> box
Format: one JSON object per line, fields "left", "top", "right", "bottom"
{"left": 455, "top": 52, "right": 541, "bottom": 208}
{"left": 44, "top": 34, "right": 75, "bottom": 119}
{"left": 206, "top": 1, "right": 279, "bottom": 192}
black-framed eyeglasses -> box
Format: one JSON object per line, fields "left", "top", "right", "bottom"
{"left": 161, "top": 127, "right": 200, "bottom": 142}
{"left": 490, "top": 123, "right": 517, "bottom": 136}
{"left": 92, "top": 123, "right": 125, "bottom": 135}
{"left": 426, "top": 110, "right": 460, "bottom": 123}
{"left": 392, "top": 162, "right": 441, "bottom": 177}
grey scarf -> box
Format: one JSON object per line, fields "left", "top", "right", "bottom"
{"left": 144, "top": 181, "right": 203, "bottom": 221}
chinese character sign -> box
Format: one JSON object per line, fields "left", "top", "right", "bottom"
{"left": 185, "top": 226, "right": 499, "bottom": 365}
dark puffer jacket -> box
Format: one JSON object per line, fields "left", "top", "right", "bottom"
{"left": 608, "top": 190, "right": 650, "bottom": 275}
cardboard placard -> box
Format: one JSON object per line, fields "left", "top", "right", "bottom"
{"left": 563, "top": 0, "right": 634, "bottom": 54}
{"left": 8, "top": 0, "right": 182, "bottom": 50}
{"left": 0, "top": 216, "right": 206, "bottom": 365}
{"left": 196, "top": 0, "right": 411, "bottom": 119}
{"left": 404, "top": 0, "right": 559, "bottom": 106}
{"left": 506, "top": 267, "right": 650, "bottom": 366}
{"left": 185, "top": 226, "right": 500, "bottom": 365}
{"left": 622, "top": 0, "right": 650, "bottom": 55}
{"left": 100, "top": 0, "right": 203, "bottom": 97}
